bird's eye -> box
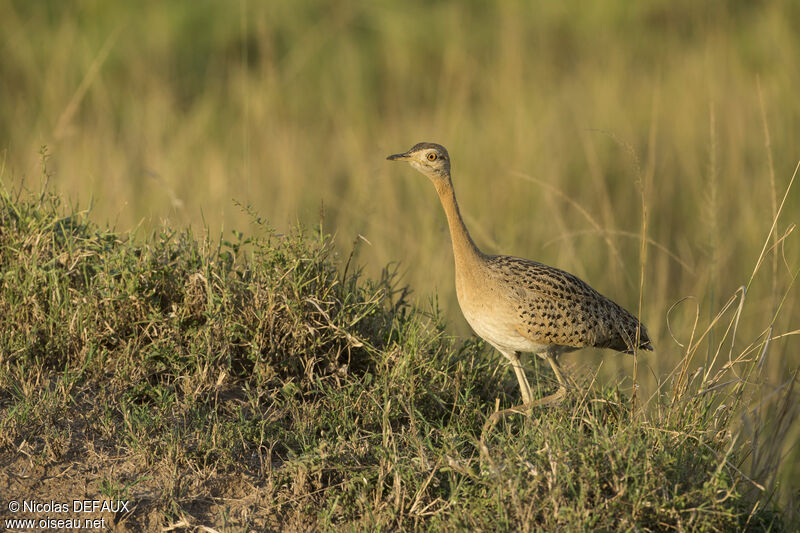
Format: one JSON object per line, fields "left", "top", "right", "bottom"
{"left": 427, "top": 153, "right": 437, "bottom": 161}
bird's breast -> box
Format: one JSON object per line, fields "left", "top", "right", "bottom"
{"left": 454, "top": 271, "right": 532, "bottom": 353}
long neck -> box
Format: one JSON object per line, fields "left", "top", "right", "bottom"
{"left": 434, "top": 177, "right": 484, "bottom": 268}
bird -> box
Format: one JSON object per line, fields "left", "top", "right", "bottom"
{"left": 387, "top": 142, "right": 652, "bottom": 410}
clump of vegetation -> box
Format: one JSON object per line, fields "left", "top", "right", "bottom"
{"left": 0, "top": 185, "right": 793, "bottom": 531}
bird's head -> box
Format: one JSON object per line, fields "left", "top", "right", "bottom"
{"left": 387, "top": 142, "right": 451, "bottom": 183}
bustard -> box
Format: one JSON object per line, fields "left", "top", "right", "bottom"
{"left": 387, "top": 142, "right": 652, "bottom": 409}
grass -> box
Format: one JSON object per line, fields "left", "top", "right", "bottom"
{"left": 1, "top": 1, "right": 797, "bottom": 373}
{"left": 1, "top": 0, "right": 799, "bottom": 529}
{"left": 0, "top": 185, "right": 794, "bottom": 530}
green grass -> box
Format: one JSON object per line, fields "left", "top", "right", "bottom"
{"left": 0, "top": 186, "right": 793, "bottom": 530}
{"left": 1, "top": 1, "right": 797, "bottom": 385}
{"left": 1, "top": 1, "right": 799, "bottom": 528}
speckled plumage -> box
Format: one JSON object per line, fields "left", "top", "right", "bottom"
{"left": 387, "top": 142, "right": 652, "bottom": 408}
{"left": 486, "top": 255, "right": 651, "bottom": 353}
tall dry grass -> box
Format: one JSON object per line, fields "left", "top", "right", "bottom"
{"left": 1, "top": 0, "right": 798, "bottom": 512}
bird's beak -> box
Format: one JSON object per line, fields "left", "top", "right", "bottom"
{"left": 386, "top": 151, "right": 410, "bottom": 161}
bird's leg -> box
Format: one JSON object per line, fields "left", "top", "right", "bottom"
{"left": 537, "top": 353, "right": 568, "bottom": 405}
{"left": 545, "top": 353, "right": 567, "bottom": 386}
{"left": 493, "top": 351, "right": 572, "bottom": 415}
{"left": 502, "top": 350, "right": 532, "bottom": 405}
{"left": 486, "top": 351, "right": 568, "bottom": 430}
{"left": 481, "top": 352, "right": 568, "bottom": 453}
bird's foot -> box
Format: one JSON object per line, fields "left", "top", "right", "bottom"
{"left": 488, "top": 385, "right": 567, "bottom": 423}
{"left": 479, "top": 386, "right": 568, "bottom": 462}
{"left": 530, "top": 384, "right": 568, "bottom": 407}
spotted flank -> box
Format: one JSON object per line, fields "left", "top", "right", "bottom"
{"left": 487, "top": 255, "right": 652, "bottom": 353}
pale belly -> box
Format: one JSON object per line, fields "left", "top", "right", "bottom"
{"left": 454, "top": 263, "right": 576, "bottom": 356}
{"left": 458, "top": 294, "right": 553, "bottom": 355}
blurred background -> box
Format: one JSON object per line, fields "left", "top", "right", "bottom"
{"left": 1, "top": 0, "right": 798, "bottom": 467}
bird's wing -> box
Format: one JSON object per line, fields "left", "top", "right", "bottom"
{"left": 487, "top": 255, "right": 652, "bottom": 352}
